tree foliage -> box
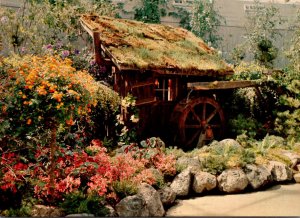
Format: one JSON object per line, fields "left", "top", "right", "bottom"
{"left": 0, "top": 0, "right": 116, "bottom": 55}
{"left": 190, "top": 0, "right": 223, "bottom": 48}
{"left": 232, "top": 0, "right": 283, "bottom": 66}
{"left": 134, "top": 0, "right": 161, "bottom": 24}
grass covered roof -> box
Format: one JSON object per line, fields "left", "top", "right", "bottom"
{"left": 80, "top": 15, "right": 233, "bottom": 76}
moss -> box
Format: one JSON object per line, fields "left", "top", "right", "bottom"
{"left": 81, "top": 15, "right": 233, "bottom": 75}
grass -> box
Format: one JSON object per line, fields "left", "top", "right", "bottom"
{"left": 81, "top": 15, "right": 233, "bottom": 75}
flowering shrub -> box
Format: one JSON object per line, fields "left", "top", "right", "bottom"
{"left": 0, "top": 139, "right": 170, "bottom": 206}
{"left": 1, "top": 55, "right": 98, "bottom": 136}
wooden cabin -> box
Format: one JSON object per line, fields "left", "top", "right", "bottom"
{"left": 80, "top": 15, "right": 237, "bottom": 148}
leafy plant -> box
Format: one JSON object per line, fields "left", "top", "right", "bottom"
{"left": 0, "top": 0, "right": 116, "bottom": 55}
{"left": 190, "top": 0, "right": 224, "bottom": 48}
{"left": 60, "top": 191, "right": 108, "bottom": 217}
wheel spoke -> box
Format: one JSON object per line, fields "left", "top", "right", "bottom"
{"left": 190, "top": 107, "right": 202, "bottom": 124}
{"left": 185, "top": 124, "right": 202, "bottom": 129}
{"left": 210, "top": 124, "right": 221, "bottom": 128}
{"left": 186, "top": 129, "right": 202, "bottom": 146}
{"left": 207, "top": 109, "right": 218, "bottom": 123}
{"left": 202, "top": 103, "right": 206, "bottom": 120}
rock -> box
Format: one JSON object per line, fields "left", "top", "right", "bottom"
{"left": 192, "top": 171, "right": 217, "bottom": 193}
{"left": 31, "top": 205, "right": 64, "bottom": 217}
{"left": 219, "top": 139, "right": 243, "bottom": 150}
{"left": 294, "top": 173, "right": 300, "bottom": 183}
{"left": 115, "top": 194, "right": 149, "bottom": 217}
{"left": 170, "top": 167, "right": 192, "bottom": 197}
{"left": 158, "top": 186, "right": 176, "bottom": 207}
{"left": 267, "top": 161, "right": 293, "bottom": 182}
{"left": 66, "top": 214, "right": 94, "bottom": 217}
{"left": 176, "top": 156, "right": 201, "bottom": 171}
{"left": 244, "top": 164, "right": 272, "bottom": 189}
{"left": 217, "top": 169, "right": 248, "bottom": 193}
{"left": 138, "top": 183, "right": 165, "bottom": 216}
{"left": 281, "top": 151, "right": 300, "bottom": 168}
{"left": 104, "top": 205, "right": 117, "bottom": 217}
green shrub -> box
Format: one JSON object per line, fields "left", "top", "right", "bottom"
{"left": 112, "top": 180, "right": 138, "bottom": 199}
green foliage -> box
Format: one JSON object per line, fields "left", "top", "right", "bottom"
{"left": 116, "top": 94, "right": 139, "bottom": 145}
{"left": 0, "top": 0, "right": 115, "bottom": 55}
{"left": 60, "top": 192, "right": 108, "bottom": 217}
{"left": 231, "top": 0, "right": 283, "bottom": 66}
{"left": 200, "top": 141, "right": 255, "bottom": 174}
{"left": 190, "top": 0, "right": 224, "bottom": 48}
{"left": 112, "top": 180, "right": 138, "bottom": 199}
{"left": 134, "top": 0, "right": 161, "bottom": 24}
{"left": 228, "top": 114, "right": 265, "bottom": 139}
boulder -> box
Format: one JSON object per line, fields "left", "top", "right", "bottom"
{"left": 244, "top": 164, "right": 272, "bottom": 189}
{"left": 219, "top": 139, "right": 243, "bottom": 150}
{"left": 176, "top": 156, "right": 201, "bottom": 170}
{"left": 217, "top": 169, "right": 248, "bottom": 193}
{"left": 158, "top": 186, "right": 176, "bottom": 207}
{"left": 31, "top": 205, "right": 63, "bottom": 217}
{"left": 192, "top": 171, "right": 217, "bottom": 193}
{"left": 115, "top": 194, "right": 149, "bottom": 217}
{"left": 170, "top": 167, "right": 192, "bottom": 197}
{"left": 267, "top": 161, "right": 293, "bottom": 182}
{"left": 104, "top": 205, "right": 117, "bottom": 217}
{"left": 280, "top": 151, "right": 300, "bottom": 168}
{"left": 294, "top": 173, "right": 300, "bottom": 183}
{"left": 138, "top": 183, "right": 165, "bottom": 216}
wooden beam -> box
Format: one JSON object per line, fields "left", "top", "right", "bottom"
{"left": 187, "top": 80, "right": 259, "bottom": 90}
{"left": 93, "top": 31, "right": 102, "bottom": 65}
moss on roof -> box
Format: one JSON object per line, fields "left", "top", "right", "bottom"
{"left": 80, "top": 15, "right": 233, "bottom": 76}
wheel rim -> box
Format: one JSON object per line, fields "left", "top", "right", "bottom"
{"left": 178, "top": 97, "right": 225, "bottom": 148}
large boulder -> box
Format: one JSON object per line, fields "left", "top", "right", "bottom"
{"left": 192, "top": 171, "right": 217, "bottom": 193}
{"left": 294, "top": 173, "right": 300, "bottom": 183}
{"left": 31, "top": 205, "right": 63, "bottom": 217}
{"left": 244, "top": 164, "right": 272, "bottom": 189}
{"left": 280, "top": 151, "right": 300, "bottom": 168}
{"left": 158, "top": 186, "right": 176, "bottom": 207}
{"left": 217, "top": 169, "right": 248, "bottom": 193}
{"left": 267, "top": 161, "right": 293, "bottom": 182}
{"left": 170, "top": 167, "right": 192, "bottom": 197}
{"left": 115, "top": 194, "right": 149, "bottom": 217}
{"left": 138, "top": 183, "right": 165, "bottom": 216}
{"left": 219, "top": 139, "right": 243, "bottom": 150}
{"left": 176, "top": 156, "right": 201, "bottom": 170}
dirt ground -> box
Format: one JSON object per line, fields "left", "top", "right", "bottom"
{"left": 166, "top": 183, "right": 300, "bottom": 216}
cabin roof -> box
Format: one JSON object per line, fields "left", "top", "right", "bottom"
{"left": 80, "top": 14, "right": 233, "bottom": 76}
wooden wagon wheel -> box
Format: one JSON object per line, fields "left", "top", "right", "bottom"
{"left": 172, "top": 97, "right": 225, "bottom": 148}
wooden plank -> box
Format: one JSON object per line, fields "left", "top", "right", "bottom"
{"left": 100, "top": 44, "right": 121, "bottom": 71}
{"left": 187, "top": 80, "right": 259, "bottom": 90}
{"left": 131, "top": 81, "right": 155, "bottom": 89}
{"left": 79, "top": 18, "right": 98, "bottom": 37}
{"left": 136, "top": 97, "right": 157, "bottom": 106}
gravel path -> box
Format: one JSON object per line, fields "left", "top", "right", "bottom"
{"left": 166, "top": 183, "right": 300, "bottom": 216}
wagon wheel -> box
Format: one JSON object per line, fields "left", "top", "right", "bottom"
{"left": 173, "top": 97, "right": 225, "bottom": 149}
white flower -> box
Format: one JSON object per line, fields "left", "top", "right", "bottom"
{"left": 120, "top": 126, "right": 128, "bottom": 136}
{"left": 130, "top": 115, "right": 139, "bottom": 123}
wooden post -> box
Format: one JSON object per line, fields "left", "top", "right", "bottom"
{"left": 93, "top": 31, "right": 102, "bottom": 65}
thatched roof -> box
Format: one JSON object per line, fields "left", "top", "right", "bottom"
{"left": 80, "top": 15, "right": 233, "bottom": 76}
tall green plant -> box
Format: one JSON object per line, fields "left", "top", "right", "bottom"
{"left": 232, "top": 0, "right": 283, "bottom": 66}
{"left": 0, "top": 0, "right": 115, "bottom": 55}
{"left": 134, "top": 0, "right": 161, "bottom": 24}
{"left": 190, "top": 0, "right": 223, "bottom": 48}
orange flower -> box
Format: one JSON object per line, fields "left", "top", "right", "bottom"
{"left": 52, "top": 92, "right": 63, "bottom": 102}
{"left": 22, "top": 95, "right": 27, "bottom": 99}
{"left": 65, "top": 118, "right": 74, "bottom": 126}
{"left": 26, "top": 119, "right": 32, "bottom": 125}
